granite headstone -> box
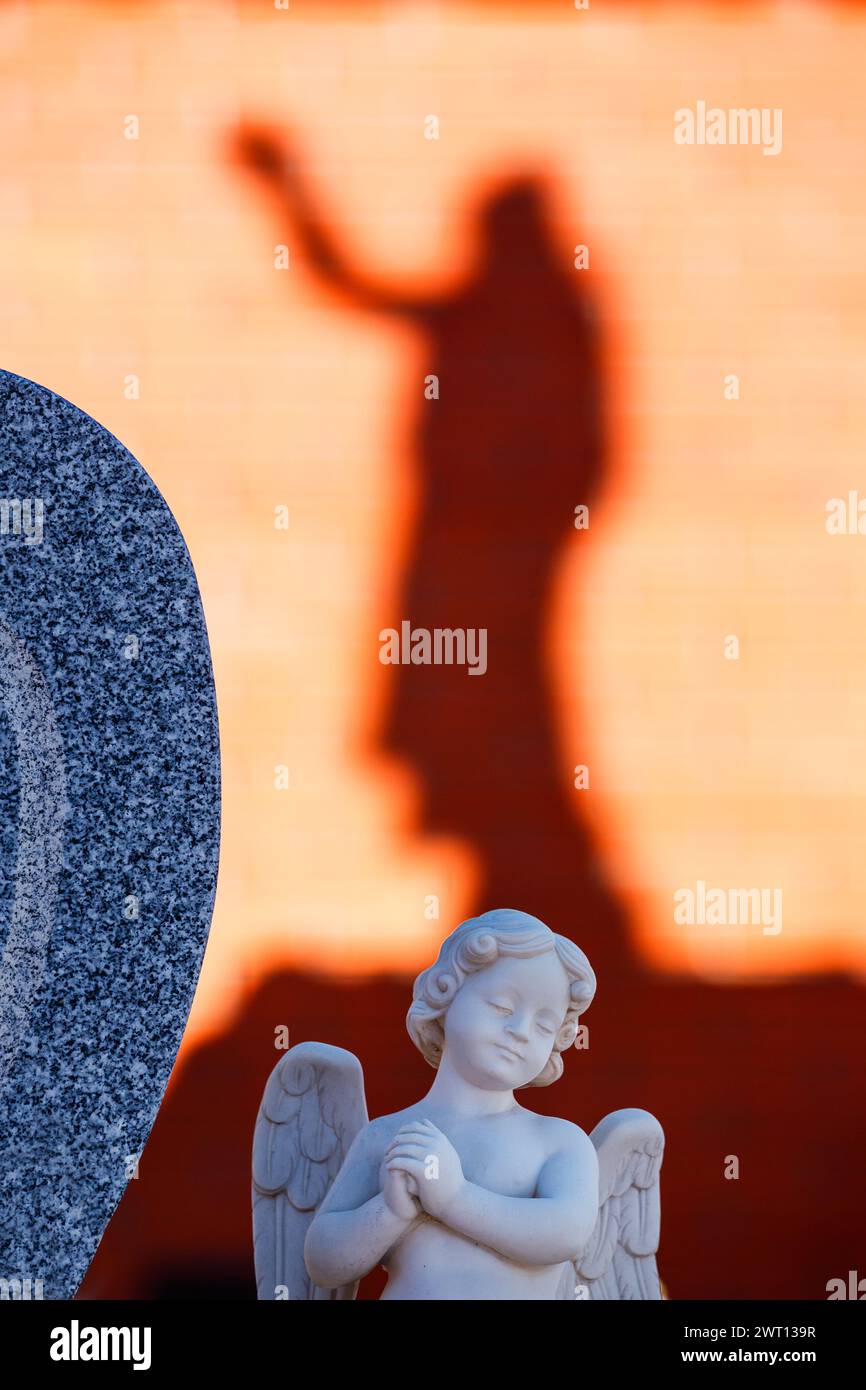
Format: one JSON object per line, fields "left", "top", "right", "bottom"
{"left": 0, "top": 370, "right": 220, "bottom": 1298}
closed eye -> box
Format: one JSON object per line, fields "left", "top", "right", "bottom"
{"left": 536, "top": 1022, "right": 555, "bottom": 1035}
{"left": 487, "top": 1000, "right": 512, "bottom": 1016}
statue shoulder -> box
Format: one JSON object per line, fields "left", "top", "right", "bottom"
{"left": 356, "top": 1108, "right": 420, "bottom": 1154}
{"left": 535, "top": 1113, "right": 598, "bottom": 1168}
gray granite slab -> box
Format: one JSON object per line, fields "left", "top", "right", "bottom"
{"left": 0, "top": 370, "right": 220, "bottom": 1299}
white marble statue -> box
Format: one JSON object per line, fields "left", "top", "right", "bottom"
{"left": 252, "top": 909, "right": 665, "bottom": 1300}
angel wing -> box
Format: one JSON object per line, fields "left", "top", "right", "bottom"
{"left": 563, "top": 1107, "right": 665, "bottom": 1300}
{"left": 251, "top": 1041, "right": 369, "bottom": 1300}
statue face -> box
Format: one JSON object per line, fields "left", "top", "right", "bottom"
{"left": 442, "top": 950, "right": 572, "bottom": 1090}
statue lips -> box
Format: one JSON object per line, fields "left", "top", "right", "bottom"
{"left": 495, "top": 1043, "right": 524, "bottom": 1063}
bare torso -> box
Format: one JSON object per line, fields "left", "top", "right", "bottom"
{"left": 375, "top": 1103, "right": 573, "bottom": 1300}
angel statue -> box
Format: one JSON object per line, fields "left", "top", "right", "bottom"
{"left": 251, "top": 908, "right": 665, "bottom": 1300}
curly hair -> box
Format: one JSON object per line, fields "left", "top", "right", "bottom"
{"left": 406, "top": 909, "right": 596, "bottom": 1088}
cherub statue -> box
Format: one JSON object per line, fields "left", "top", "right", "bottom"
{"left": 251, "top": 909, "right": 665, "bottom": 1300}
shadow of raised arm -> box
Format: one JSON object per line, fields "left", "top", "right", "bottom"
{"left": 231, "top": 122, "right": 435, "bottom": 319}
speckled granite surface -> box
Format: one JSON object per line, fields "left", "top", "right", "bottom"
{"left": 0, "top": 370, "right": 220, "bottom": 1298}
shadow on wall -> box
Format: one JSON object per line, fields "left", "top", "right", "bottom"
{"left": 81, "top": 129, "right": 866, "bottom": 1300}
